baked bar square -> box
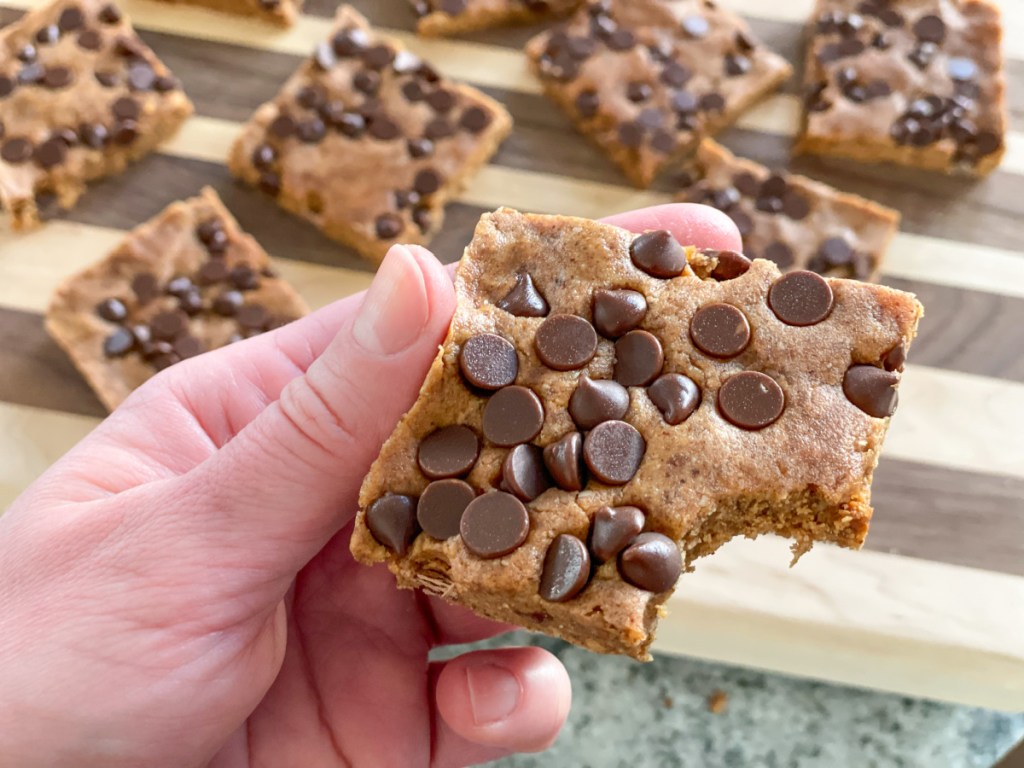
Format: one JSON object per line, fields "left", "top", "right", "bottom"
{"left": 351, "top": 207, "right": 922, "bottom": 659}
{"left": 411, "top": 0, "right": 582, "bottom": 37}
{"left": 228, "top": 4, "right": 512, "bottom": 264}
{"left": 152, "top": 0, "right": 302, "bottom": 27}
{"left": 525, "top": 0, "right": 792, "bottom": 187}
{"left": 46, "top": 187, "right": 309, "bottom": 410}
{"left": 676, "top": 140, "right": 899, "bottom": 281}
{"left": 797, "top": 0, "right": 1007, "bottom": 175}
{"left": 0, "top": 0, "right": 193, "bottom": 229}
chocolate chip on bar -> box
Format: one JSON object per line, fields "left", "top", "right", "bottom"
{"left": 351, "top": 208, "right": 923, "bottom": 660}
{"left": 796, "top": 0, "right": 1007, "bottom": 175}
{"left": 228, "top": 5, "right": 512, "bottom": 263}
{"left": 0, "top": 0, "right": 193, "bottom": 229}
{"left": 524, "top": 0, "right": 792, "bottom": 187}
{"left": 411, "top": 0, "right": 583, "bottom": 37}
{"left": 45, "top": 188, "right": 308, "bottom": 410}
{"left": 676, "top": 140, "right": 900, "bottom": 281}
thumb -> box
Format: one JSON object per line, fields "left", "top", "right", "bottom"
{"left": 187, "top": 243, "right": 456, "bottom": 581}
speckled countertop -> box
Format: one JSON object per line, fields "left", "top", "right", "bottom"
{"left": 440, "top": 632, "right": 1024, "bottom": 768}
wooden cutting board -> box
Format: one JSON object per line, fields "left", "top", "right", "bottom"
{"left": 2, "top": 0, "right": 1022, "bottom": 711}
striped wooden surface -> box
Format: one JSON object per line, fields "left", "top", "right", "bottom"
{"left": 2, "top": 0, "right": 1023, "bottom": 710}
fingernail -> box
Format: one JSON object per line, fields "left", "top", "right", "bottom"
{"left": 352, "top": 245, "right": 430, "bottom": 355}
{"left": 466, "top": 663, "right": 523, "bottom": 726}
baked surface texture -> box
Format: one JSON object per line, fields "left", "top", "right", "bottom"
{"left": 0, "top": 0, "right": 193, "bottom": 229}
{"left": 525, "top": 0, "right": 792, "bottom": 187}
{"left": 411, "top": 0, "right": 582, "bottom": 37}
{"left": 229, "top": 4, "right": 512, "bottom": 263}
{"left": 46, "top": 187, "right": 309, "bottom": 410}
{"left": 351, "top": 208, "right": 923, "bottom": 660}
{"left": 797, "top": 0, "right": 1007, "bottom": 175}
{"left": 676, "top": 140, "right": 900, "bottom": 281}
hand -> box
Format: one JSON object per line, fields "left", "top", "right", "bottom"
{"left": 0, "top": 205, "right": 740, "bottom": 768}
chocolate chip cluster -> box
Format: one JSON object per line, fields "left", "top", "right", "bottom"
{"left": 806, "top": 1, "right": 1002, "bottom": 167}
{"left": 534, "top": 0, "right": 761, "bottom": 161}
{"left": 247, "top": 23, "right": 494, "bottom": 242}
{"left": 366, "top": 230, "right": 908, "bottom": 606}
{"left": 412, "top": 0, "right": 554, "bottom": 17}
{"left": 96, "top": 216, "right": 292, "bottom": 370}
{"left": 0, "top": 2, "right": 181, "bottom": 213}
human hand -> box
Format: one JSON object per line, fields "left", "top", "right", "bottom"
{"left": 0, "top": 204, "right": 741, "bottom": 768}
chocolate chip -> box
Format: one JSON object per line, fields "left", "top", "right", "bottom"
{"left": 312, "top": 42, "right": 336, "bottom": 71}
{"left": 648, "top": 373, "right": 701, "bottom": 426}
{"left": 614, "top": 331, "right": 663, "bottom": 387}
{"left": 460, "top": 492, "right": 530, "bottom": 559}
{"left": 369, "top": 116, "right": 401, "bottom": 141}
{"left": 912, "top": 14, "right": 945, "bottom": 43}
{"left": 619, "top": 532, "right": 681, "bottom": 592}
{"left": 843, "top": 365, "right": 899, "bottom": 417}
{"left": 543, "top": 432, "right": 585, "bottom": 491}
{"left": 127, "top": 63, "right": 155, "bottom": 91}
{"left": 630, "top": 230, "right": 687, "bottom": 278}
{"left": 179, "top": 291, "right": 204, "bottom": 315}
{"left": 75, "top": 29, "right": 102, "bottom": 51}
{"left": 583, "top": 420, "right": 645, "bottom": 486}
{"left": 98, "top": 4, "right": 122, "bottom": 23}
{"left": 661, "top": 62, "right": 692, "bottom": 88}
{"left": 17, "top": 44, "right": 37, "bottom": 63}
{"left": 539, "top": 534, "right": 590, "bottom": 602}
{"left": 131, "top": 273, "right": 159, "bottom": 304}
{"left": 535, "top": 314, "right": 598, "bottom": 371}
{"left": 95, "top": 70, "right": 119, "bottom": 87}
{"left": 367, "top": 494, "right": 419, "bottom": 555}
{"left": 724, "top": 53, "right": 751, "bottom": 77}
{"left": 229, "top": 265, "right": 260, "bottom": 290}
{"left": 173, "top": 335, "right": 204, "bottom": 359}
{"left": 17, "top": 61, "right": 43, "bottom": 86}
{"left": 166, "top": 275, "right": 194, "bottom": 297}
{"left": 414, "top": 169, "right": 442, "bottom": 196}
{"left": 460, "top": 106, "right": 491, "bottom": 134}
{"left": 96, "top": 297, "right": 127, "bottom": 322}
{"left": 33, "top": 137, "right": 66, "bottom": 168}
{"left": 569, "top": 376, "right": 629, "bottom": 429}
{"left": 883, "top": 342, "right": 907, "bottom": 372}
{"left": 948, "top": 57, "right": 978, "bottom": 82}
{"left": 335, "top": 111, "right": 366, "bottom": 138}
{"left": 111, "top": 96, "right": 140, "bottom": 121}
{"left": 76, "top": 122, "right": 106, "bottom": 148}
{"left": 908, "top": 41, "right": 937, "bottom": 69}
{"left": 681, "top": 15, "right": 709, "bottom": 38}
{"left": 590, "top": 506, "right": 645, "bottom": 562}
{"left": 150, "top": 309, "right": 188, "bottom": 341}
{"left": 269, "top": 114, "right": 296, "bottom": 139}
{"left": 412, "top": 206, "right": 432, "bottom": 233}
{"left": 213, "top": 290, "right": 243, "bottom": 316}
{"left": 426, "top": 88, "right": 456, "bottom": 114}
{"left": 718, "top": 371, "right": 785, "bottom": 430}
{"left": 195, "top": 260, "right": 228, "bottom": 286}
{"left": 502, "top": 444, "right": 550, "bottom": 502}
{"left": 459, "top": 333, "right": 518, "bottom": 391}
{"left": 763, "top": 242, "right": 794, "bottom": 269}
{"left": 670, "top": 91, "right": 698, "bottom": 116}
{"left": 0, "top": 75, "right": 13, "bottom": 98}
{"left": 58, "top": 6, "right": 85, "bottom": 31}
{"left": 236, "top": 303, "right": 270, "bottom": 331}
{"left": 769, "top": 271, "right": 834, "bottom": 327}
{"left": 353, "top": 70, "right": 380, "bottom": 95}
{"left": 817, "top": 237, "right": 854, "bottom": 268}
{"left": 417, "top": 479, "right": 474, "bottom": 540}
{"left": 690, "top": 304, "right": 751, "bottom": 359}
{"left": 103, "top": 327, "right": 135, "bottom": 357}
{"left": 402, "top": 80, "right": 425, "bottom": 103}
{"left": 0, "top": 140, "right": 31, "bottom": 166}
{"left": 35, "top": 24, "right": 59, "bottom": 44}
{"left": 375, "top": 213, "right": 403, "bottom": 240}
{"left": 296, "top": 118, "right": 326, "bottom": 143}
{"left": 332, "top": 28, "right": 369, "bottom": 57}
{"left": 626, "top": 81, "right": 652, "bottom": 103}
{"left": 438, "top": 0, "right": 468, "bottom": 13}
{"left": 363, "top": 44, "right": 394, "bottom": 71}
{"left": 483, "top": 386, "right": 544, "bottom": 447}
{"left": 708, "top": 250, "right": 752, "bottom": 281}
{"left": 617, "top": 121, "right": 644, "bottom": 148}
{"left": 498, "top": 272, "right": 549, "bottom": 317}
{"left": 575, "top": 90, "right": 599, "bottom": 118}
{"left": 111, "top": 120, "right": 139, "bottom": 145}
{"left": 699, "top": 92, "right": 725, "bottom": 112}
{"left": 591, "top": 288, "right": 646, "bottom": 339}
{"left": 392, "top": 50, "right": 421, "bottom": 75}
{"left": 606, "top": 28, "right": 636, "bottom": 50}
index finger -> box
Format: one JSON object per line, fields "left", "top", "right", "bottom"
{"left": 602, "top": 202, "right": 743, "bottom": 251}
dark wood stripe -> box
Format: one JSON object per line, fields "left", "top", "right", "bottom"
{"left": 4, "top": 305, "right": 1021, "bottom": 576}
{"left": 867, "top": 458, "right": 1024, "bottom": 578}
